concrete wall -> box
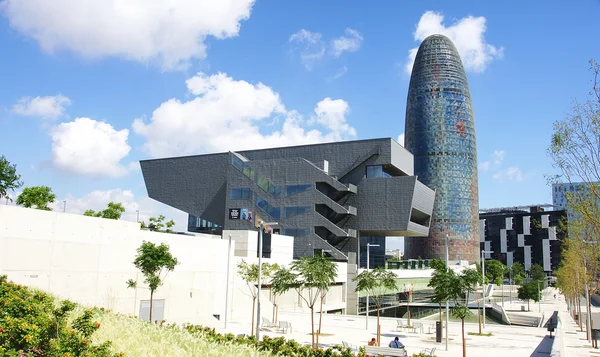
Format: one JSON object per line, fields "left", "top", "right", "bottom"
{"left": 0, "top": 205, "right": 349, "bottom": 326}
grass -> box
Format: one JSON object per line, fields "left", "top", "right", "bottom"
{"left": 92, "top": 311, "right": 274, "bottom": 357}
{"left": 467, "top": 332, "right": 493, "bottom": 337}
{"left": 428, "top": 312, "right": 501, "bottom": 324}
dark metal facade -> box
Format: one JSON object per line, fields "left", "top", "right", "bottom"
{"left": 404, "top": 34, "right": 479, "bottom": 262}
{"left": 140, "top": 138, "right": 436, "bottom": 265}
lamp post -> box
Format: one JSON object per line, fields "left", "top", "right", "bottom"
{"left": 481, "top": 249, "right": 493, "bottom": 329}
{"left": 224, "top": 234, "right": 232, "bottom": 329}
{"left": 256, "top": 221, "right": 278, "bottom": 341}
{"left": 445, "top": 234, "right": 449, "bottom": 352}
{"left": 509, "top": 266, "right": 513, "bottom": 304}
{"left": 365, "top": 243, "right": 380, "bottom": 330}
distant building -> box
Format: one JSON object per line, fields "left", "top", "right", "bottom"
{"left": 385, "top": 248, "right": 402, "bottom": 260}
{"left": 479, "top": 206, "right": 566, "bottom": 272}
{"left": 404, "top": 34, "right": 479, "bottom": 262}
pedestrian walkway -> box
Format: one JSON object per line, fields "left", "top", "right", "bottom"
{"left": 219, "top": 287, "right": 598, "bottom": 356}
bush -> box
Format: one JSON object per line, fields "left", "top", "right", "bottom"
{"left": 0, "top": 275, "right": 123, "bottom": 357}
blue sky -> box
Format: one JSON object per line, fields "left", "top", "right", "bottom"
{"left": 1, "top": 0, "right": 599, "bottom": 247}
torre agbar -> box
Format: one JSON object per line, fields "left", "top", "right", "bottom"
{"left": 403, "top": 34, "right": 479, "bottom": 262}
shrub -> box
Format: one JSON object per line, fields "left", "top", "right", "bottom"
{"left": 0, "top": 275, "right": 123, "bottom": 357}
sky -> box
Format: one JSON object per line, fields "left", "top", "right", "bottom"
{"left": 1, "top": 0, "right": 599, "bottom": 250}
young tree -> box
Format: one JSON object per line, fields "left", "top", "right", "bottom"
{"left": 148, "top": 215, "right": 176, "bottom": 233}
{"left": 510, "top": 262, "right": 526, "bottom": 285}
{"left": 0, "top": 155, "right": 23, "bottom": 201}
{"left": 237, "top": 260, "right": 277, "bottom": 336}
{"left": 517, "top": 281, "right": 540, "bottom": 311}
{"left": 461, "top": 267, "right": 483, "bottom": 334}
{"left": 450, "top": 269, "right": 476, "bottom": 357}
{"left": 427, "top": 259, "right": 453, "bottom": 325}
{"left": 15, "top": 186, "right": 55, "bottom": 210}
{"left": 529, "top": 264, "right": 546, "bottom": 282}
{"left": 353, "top": 267, "right": 398, "bottom": 345}
{"left": 127, "top": 241, "right": 178, "bottom": 322}
{"left": 485, "top": 260, "right": 507, "bottom": 285}
{"left": 84, "top": 201, "right": 126, "bottom": 219}
{"left": 271, "top": 256, "right": 337, "bottom": 348}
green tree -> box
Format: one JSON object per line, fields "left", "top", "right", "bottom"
{"left": 15, "top": 186, "right": 55, "bottom": 210}
{"left": 353, "top": 267, "right": 398, "bottom": 345}
{"left": 237, "top": 260, "right": 277, "bottom": 336}
{"left": 0, "top": 155, "right": 23, "bottom": 201}
{"left": 529, "top": 264, "right": 546, "bottom": 282}
{"left": 485, "top": 260, "right": 507, "bottom": 285}
{"left": 148, "top": 215, "right": 176, "bottom": 233}
{"left": 450, "top": 269, "right": 477, "bottom": 357}
{"left": 127, "top": 241, "right": 178, "bottom": 322}
{"left": 271, "top": 256, "right": 337, "bottom": 348}
{"left": 517, "top": 281, "right": 541, "bottom": 311}
{"left": 427, "top": 259, "right": 454, "bottom": 324}
{"left": 84, "top": 201, "right": 126, "bottom": 220}
{"left": 510, "top": 262, "right": 526, "bottom": 285}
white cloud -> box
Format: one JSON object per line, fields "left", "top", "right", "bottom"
{"left": 0, "top": 0, "right": 255, "bottom": 71}
{"left": 331, "top": 28, "right": 363, "bottom": 57}
{"left": 492, "top": 167, "right": 524, "bottom": 183}
{"left": 133, "top": 72, "right": 357, "bottom": 158}
{"left": 50, "top": 189, "right": 188, "bottom": 231}
{"left": 289, "top": 29, "right": 325, "bottom": 70}
{"left": 12, "top": 94, "right": 71, "bottom": 120}
{"left": 397, "top": 133, "right": 405, "bottom": 146}
{"left": 50, "top": 117, "right": 133, "bottom": 177}
{"left": 313, "top": 98, "right": 356, "bottom": 138}
{"left": 480, "top": 149, "right": 505, "bottom": 172}
{"left": 405, "top": 11, "right": 503, "bottom": 74}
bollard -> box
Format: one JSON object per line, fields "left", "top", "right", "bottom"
{"left": 436, "top": 321, "right": 442, "bottom": 343}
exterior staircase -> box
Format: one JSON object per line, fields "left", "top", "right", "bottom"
{"left": 505, "top": 312, "right": 541, "bottom": 327}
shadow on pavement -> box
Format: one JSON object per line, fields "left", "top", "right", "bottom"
{"left": 529, "top": 335, "right": 554, "bottom": 357}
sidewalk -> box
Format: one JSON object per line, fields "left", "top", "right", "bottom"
{"left": 220, "top": 287, "right": 598, "bottom": 356}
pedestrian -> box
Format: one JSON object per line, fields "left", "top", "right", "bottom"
{"left": 389, "top": 336, "right": 405, "bottom": 349}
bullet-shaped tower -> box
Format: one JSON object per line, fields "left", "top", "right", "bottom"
{"left": 404, "top": 34, "right": 479, "bottom": 262}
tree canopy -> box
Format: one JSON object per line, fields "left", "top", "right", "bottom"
{"left": 484, "top": 259, "right": 507, "bottom": 286}
{"left": 0, "top": 155, "right": 23, "bottom": 201}
{"left": 148, "top": 215, "right": 176, "bottom": 233}
{"left": 84, "top": 201, "right": 126, "bottom": 220}
{"left": 529, "top": 264, "right": 546, "bottom": 282}
{"left": 510, "top": 262, "right": 526, "bottom": 285}
{"left": 15, "top": 186, "right": 55, "bottom": 210}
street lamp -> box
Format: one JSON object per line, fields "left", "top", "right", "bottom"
{"left": 256, "top": 221, "right": 278, "bottom": 341}
{"left": 537, "top": 276, "right": 553, "bottom": 313}
{"left": 365, "top": 243, "right": 380, "bottom": 330}
{"left": 481, "top": 249, "right": 494, "bottom": 329}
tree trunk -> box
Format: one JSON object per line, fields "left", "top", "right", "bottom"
{"left": 251, "top": 296, "right": 256, "bottom": 336}
{"left": 272, "top": 295, "right": 277, "bottom": 323}
{"left": 149, "top": 290, "right": 154, "bottom": 323}
{"left": 462, "top": 318, "right": 466, "bottom": 357}
{"left": 319, "top": 294, "right": 324, "bottom": 335}
{"left": 310, "top": 306, "right": 315, "bottom": 348}
{"left": 407, "top": 300, "right": 411, "bottom": 326}
{"left": 528, "top": 299, "right": 530, "bottom": 311}
{"left": 377, "top": 303, "right": 381, "bottom": 345}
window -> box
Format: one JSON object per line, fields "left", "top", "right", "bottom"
{"left": 230, "top": 188, "right": 252, "bottom": 200}
{"left": 284, "top": 206, "right": 311, "bottom": 219}
{"left": 256, "top": 195, "right": 280, "bottom": 219}
{"left": 231, "top": 155, "right": 254, "bottom": 179}
{"left": 366, "top": 165, "right": 392, "bottom": 178}
{"left": 257, "top": 175, "right": 282, "bottom": 197}
{"left": 285, "top": 184, "right": 312, "bottom": 197}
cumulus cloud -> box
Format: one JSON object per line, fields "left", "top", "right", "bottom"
{"left": 405, "top": 11, "right": 503, "bottom": 74}
{"left": 0, "top": 0, "right": 255, "bottom": 70}
{"left": 12, "top": 94, "right": 71, "bottom": 120}
{"left": 50, "top": 117, "right": 134, "bottom": 177}
{"left": 50, "top": 189, "right": 188, "bottom": 231}
{"left": 289, "top": 28, "right": 363, "bottom": 70}
{"left": 331, "top": 28, "right": 363, "bottom": 57}
{"left": 133, "top": 72, "right": 357, "bottom": 158}
{"left": 492, "top": 167, "right": 524, "bottom": 183}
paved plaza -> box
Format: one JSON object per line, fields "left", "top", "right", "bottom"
{"left": 219, "top": 287, "right": 599, "bottom": 356}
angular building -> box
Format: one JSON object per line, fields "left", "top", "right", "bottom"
{"left": 141, "top": 138, "right": 435, "bottom": 266}
{"left": 404, "top": 34, "right": 479, "bottom": 262}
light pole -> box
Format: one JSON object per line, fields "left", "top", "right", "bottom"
{"left": 256, "top": 221, "right": 278, "bottom": 341}
{"left": 509, "top": 266, "right": 513, "bottom": 304}
{"left": 224, "top": 234, "right": 232, "bottom": 329}
{"left": 445, "top": 234, "right": 449, "bottom": 351}
{"left": 365, "top": 243, "right": 380, "bottom": 330}
{"left": 481, "top": 249, "right": 493, "bottom": 329}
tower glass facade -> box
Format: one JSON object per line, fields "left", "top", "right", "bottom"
{"left": 404, "top": 34, "right": 479, "bottom": 262}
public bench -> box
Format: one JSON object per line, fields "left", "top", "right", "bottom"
{"left": 364, "top": 346, "right": 408, "bottom": 357}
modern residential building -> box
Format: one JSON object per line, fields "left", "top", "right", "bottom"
{"left": 479, "top": 205, "right": 566, "bottom": 272}
{"left": 404, "top": 34, "right": 480, "bottom": 262}
{"left": 140, "top": 138, "right": 436, "bottom": 267}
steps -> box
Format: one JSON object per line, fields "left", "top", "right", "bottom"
{"left": 506, "top": 313, "right": 541, "bottom": 327}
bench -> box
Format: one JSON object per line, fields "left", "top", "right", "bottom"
{"left": 421, "top": 347, "right": 436, "bottom": 356}
{"left": 278, "top": 321, "right": 292, "bottom": 334}
{"left": 364, "top": 346, "right": 408, "bottom": 357}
